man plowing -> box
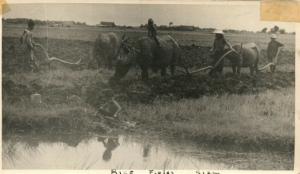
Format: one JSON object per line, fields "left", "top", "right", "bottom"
{"left": 267, "top": 34, "right": 284, "bottom": 73}
{"left": 20, "top": 19, "right": 38, "bottom": 72}
{"left": 209, "top": 29, "right": 234, "bottom": 76}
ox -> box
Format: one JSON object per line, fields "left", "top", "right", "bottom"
{"left": 90, "top": 32, "right": 126, "bottom": 70}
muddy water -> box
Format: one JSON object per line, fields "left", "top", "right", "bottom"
{"left": 3, "top": 134, "right": 293, "bottom": 170}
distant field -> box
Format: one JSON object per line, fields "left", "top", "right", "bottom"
{"left": 3, "top": 25, "right": 295, "bottom": 51}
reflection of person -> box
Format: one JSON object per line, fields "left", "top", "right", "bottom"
{"left": 143, "top": 144, "right": 151, "bottom": 158}
{"left": 267, "top": 34, "right": 284, "bottom": 73}
{"left": 209, "top": 29, "right": 233, "bottom": 75}
{"left": 98, "top": 137, "right": 120, "bottom": 162}
{"left": 20, "top": 19, "right": 38, "bottom": 71}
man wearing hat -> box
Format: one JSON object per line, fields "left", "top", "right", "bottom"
{"left": 267, "top": 34, "right": 284, "bottom": 73}
{"left": 209, "top": 29, "right": 233, "bottom": 75}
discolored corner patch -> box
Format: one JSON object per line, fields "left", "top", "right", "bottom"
{"left": 261, "top": 0, "right": 300, "bottom": 23}
{"left": 0, "top": 0, "right": 10, "bottom": 15}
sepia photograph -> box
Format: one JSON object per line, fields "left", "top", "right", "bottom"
{"left": 1, "top": 2, "right": 296, "bottom": 170}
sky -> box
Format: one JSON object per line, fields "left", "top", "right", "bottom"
{"left": 3, "top": 3, "right": 295, "bottom": 32}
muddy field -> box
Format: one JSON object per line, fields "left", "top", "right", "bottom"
{"left": 2, "top": 36, "right": 295, "bottom": 72}
{"left": 2, "top": 33, "right": 295, "bottom": 105}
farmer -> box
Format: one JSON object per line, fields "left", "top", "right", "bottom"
{"left": 96, "top": 89, "right": 122, "bottom": 118}
{"left": 20, "top": 19, "right": 38, "bottom": 72}
{"left": 267, "top": 34, "right": 284, "bottom": 73}
{"left": 147, "top": 18, "right": 160, "bottom": 47}
{"left": 209, "top": 29, "right": 233, "bottom": 76}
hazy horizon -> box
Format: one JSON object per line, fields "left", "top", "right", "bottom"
{"left": 3, "top": 3, "right": 295, "bottom": 32}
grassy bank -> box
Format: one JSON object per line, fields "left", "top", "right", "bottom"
{"left": 124, "top": 87, "right": 294, "bottom": 152}
{"left": 2, "top": 67, "right": 295, "bottom": 152}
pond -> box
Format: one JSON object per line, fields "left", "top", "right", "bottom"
{"left": 2, "top": 134, "right": 293, "bottom": 170}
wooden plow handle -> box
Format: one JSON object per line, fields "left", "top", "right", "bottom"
{"left": 258, "top": 47, "right": 282, "bottom": 71}
{"left": 34, "top": 43, "right": 82, "bottom": 65}
{"left": 176, "top": 48, "right": 238, "bottom": 75}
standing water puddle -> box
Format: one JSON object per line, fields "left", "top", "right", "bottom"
{"left": 2, "top": 134, "right": 293, "bottom": 169}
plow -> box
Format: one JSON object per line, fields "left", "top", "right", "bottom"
{"left": 258, "top": 47, "right": 282, "bottom": 71}
{"left": 176, "top": 49, "right": 238, "bottom": 75}
{"left": 34, "top": 43, "right": 82, "bottom": 66}
{"left": 176, "top": 44, "right": 282, "bottom": 75}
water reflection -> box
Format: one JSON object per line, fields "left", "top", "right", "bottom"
{"left": 98, "top": 136, "right": 120, "bottom": 162}
{"left": 142, "top": 144, "right": 151, "bottom": 162}
{"left": 2, "top": 134, "right": 293, "bottom": 170}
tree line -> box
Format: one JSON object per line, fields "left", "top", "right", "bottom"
{"left": 3, "top": 18, "right": 87, "bottom": 26}
{"left": 261, "top": 25, "right": 295, "bottom": 34}
{"left": 3, "top": 18, "right": 294, "bottom": 34}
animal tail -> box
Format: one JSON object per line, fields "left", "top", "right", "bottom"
{"left": 253, "top": 44, "right": 260, "bottom": 73}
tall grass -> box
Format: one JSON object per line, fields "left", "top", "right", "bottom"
{"left": 124, "top": 87, "right": 294, "bottom": 151}
{"left": 2, "top": 67, "right": 295, "bottom": 151}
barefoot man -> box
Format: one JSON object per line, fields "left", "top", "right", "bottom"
{"left": 20, "top": 19, "right": 38, "bottom": 71}
{"left": 267, "top": 34, "right": 284, "bottom": 73}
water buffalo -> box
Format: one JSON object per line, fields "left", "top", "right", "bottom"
{"left": 219, "top": 43, "right": 260, "bottom": 75}
{"left": 111, "top": 35, "right": 181, "bottom": 81}
{"left": 91, "top": 32, "right": 124, "bottom": 69}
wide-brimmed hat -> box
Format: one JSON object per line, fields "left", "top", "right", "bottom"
{"left": 213, "top": 29, "right": 224, "bottom": 34}
{"left": 270, "top": 34, "right": 277, "bottom": 39}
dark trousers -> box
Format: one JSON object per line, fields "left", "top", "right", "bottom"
{"left": 210, "top": 51, "right": 224, "bottom": 75}
{"left": 268, "top": 56, "right": 276, "bottom": 73}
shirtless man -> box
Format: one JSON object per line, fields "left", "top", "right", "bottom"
{"left": 20, "top": 19, "right": 38, "bottom": 71}
{"left": 147, "top": 18, "right": 160, "bottom": 47}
